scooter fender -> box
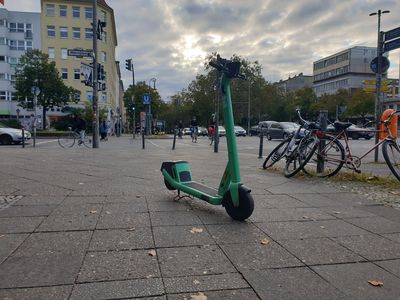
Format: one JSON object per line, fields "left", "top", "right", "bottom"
{"left": 228, "top": 182, "right": 240, "bottom": 207}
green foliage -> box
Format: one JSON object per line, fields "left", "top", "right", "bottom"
{"left": 15, "top": 49, "right": 79, "bottom": 129}
{"left": 1, "top": 119, "right": 22, "bottom": 129}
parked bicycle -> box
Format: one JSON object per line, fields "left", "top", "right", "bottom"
{"left": 299, "top": 109, "right": 400, "bottom": 181}
{"left": 58, "top": 127, "right": 91, "bottom": 148}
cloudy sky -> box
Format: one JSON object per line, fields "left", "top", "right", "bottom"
{"left": 4, "top": 0, "right": 400, "bottom": 101}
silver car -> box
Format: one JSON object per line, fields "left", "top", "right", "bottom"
{"left": 0, "top": 122, "right": 31, "bottom": 145}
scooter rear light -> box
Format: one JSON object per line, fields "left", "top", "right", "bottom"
{"left": 316, "top": 131, "right": 325, "bottom": 139}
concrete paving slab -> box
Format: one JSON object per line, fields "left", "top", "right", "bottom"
{"left": 102, "top": 202, "right": 148, "bottom": 214}
{"left": 206, "top": 223, "right": 268, "bottom": 244}
{"left": 89, "top": 228, "right": 154, "bottom": 251}
{"left": 0, "top": 216, "right": 44, "bottom": 233}
{"left": 192, "top": 209, "right": 235, "bottom": 224}
{"left": 11, "top": 182, "right": 71, "bottom": 196}
{"left": 163, "top": 273, "right": 249, "bottom": 294}
{"left": 280, "top": 237, "right": 366, "bottom": 265}
{"left": 147, "top": 199, "right": 192, "bottom": 212}
{"left": 0, "top": 285, "right": 72, "bottom": 300}
{"left": 383, "top": 233, "right": 400, "bottom": 243}
{"left": 220, "top": 241, "right": 304, "bottom": 271}
{"left": 77, "top": 249, "right": 160, "bottom": 283}
{"left": 153, "top": 225, "right": 215, "bottom": 248}
{"left": 97, "top": 212, "right": 151, "bottom": 229}
{"left": 62, "top": 196, "right": 107, "bottom": 204}
{"left": 243, "top": 267, "right": 345, "bottom": 300}
{"left": 157, "top": 245, "right": 236, "bottom": 277}
{"left": 167, "top": 289, "right": 259, "bottom": 300}
{"left": 375, "top": 259, "right": 400, "bottom": 277}
{"left": 312, "top": 262, "right": 400, "bottom": 299}
{"left": 322, "top": 192, "right": 377, "bottom": 206}
{"left": 320, "top": 206, "right": 377, "bottom": 219}
{"left": 334, "top": 234, "right": 400, "bottom": 260}
{"left": 256, "top": 221, "right": 326, "bottom": 240}
{"left": 36, "top": 213, "right": 99, "bottom": 232}
{"left": 249, "top": 207, "right": 335, "bottom": 223}
{"left": 345, "top": 216, "right": 400, "bottom": 234}
{"left": 0, "top": 233, "right": 28, "bottom": 263}
{"left": 291, "top": 193, "right": 350, "bottom": 207}
{"left": 0, "top": 231, "right": 91, "bottom": 288}
{"left": 0, "top": 204, "right": 57, "bottom": 217}
{"left": 258, "top": 194, "right": 308, "bottom": 208}
{"left": 70, "top": 278, "right": 164, "bottom": 300}
{"left": 15, "top": 195, "right": 65, "bottom": 206}
{"left": 50, "top": 203, "right": 103, "bottom": 216}
{"left": 150, "top": 211, "right": 202, "bottom": 226}
{"left": 105, "top": 195, "right": 145, "bottom": 203}
{"left": 359, "top": 205, "right": 400, "bottom": 223}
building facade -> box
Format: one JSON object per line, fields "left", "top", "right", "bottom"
{"left": 40, "top": 0, "right": 120, "bottom": 123}
{"left": 313, "top": 46, "right": 380, "bottom": 97}
{"left": 275, "top": 73, "right": 313, "bottom": 93}
{"left": 0, "top": 8, "right": 41, "bottom": 119}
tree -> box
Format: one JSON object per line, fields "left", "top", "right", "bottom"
{"left": 15, "top": 49, "right": 79, "bottom": 129}
{"left": 345, "top": 89, "right": 375, "bottom": 123}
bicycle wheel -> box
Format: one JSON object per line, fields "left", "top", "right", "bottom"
{"left": 263, "top": 138, "right": 290, "bottom": 169}
{"left": 382, "top": 140, "right": 400, "bottom": 181}
{"left": 284, "top": 136, "right": 318, "bottom": 178}
{"left": 58, "top": 132, "right": 75, "bottom": 148}
{"left": 302, "top": 136, "right": 345, "bottom": 177}
{"left": 82, "top": 134, "right": 92, "bottom": 148}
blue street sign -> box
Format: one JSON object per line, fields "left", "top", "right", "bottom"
{"left": 384, "top": 27, "right": 400, "bottom": 42}
{"left": 370, "top": 56, "right": 390, "bottom": 74}
{"left": 143, "top": 94, "right": 151, "bottom": 105}
{"left": 383, "top": 38, "right": 400, "bottom": 53}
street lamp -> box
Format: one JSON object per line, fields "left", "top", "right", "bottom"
{"left": 369, "top": 9, "right": 390, "bottom": 162}
{"left": 146, "top": 78, "right": 156, "bottom": 135}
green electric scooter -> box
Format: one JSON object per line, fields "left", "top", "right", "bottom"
{"left": 160, "top": 56, "right": 254, "bottom": 221}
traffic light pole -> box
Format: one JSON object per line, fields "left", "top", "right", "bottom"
{"left": 92, "top": 0, "right": 99, "bottom": 148}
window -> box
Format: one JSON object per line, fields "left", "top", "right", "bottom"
{"left": 102, "top": 31, "right": 107, "bottom": 42}
{"left": 59, "top": 5, "right": 67, "bottom": 17}
{"left": 0, "top": 91, "right": 6, "bottom": 100}
{"left": 46, "top": 4, "right": 55, "bottom": 16}
{"left": 48, "top": 47, "right": 55, "bottom": 59}
{"left": 74, "top": 91, "right": 81, "bottom": 101}
{"left": 25, "top": 23, "right": 32, "bottom": 38}
{"left": 61, "top": 48, "right": 68, "bottom": 59}
{"left": 9, "top": 57, "right": 18, "bottom": 65}
{"left": 0, "top": 19, "right": 5, "bottom": 27}
{"left": 47, "top": 25, "right": 55, "bottom": 37}
{"left": 74, "top": 69, "right": 80, "bottom": 80}
{"left": 60, "top": 26, "right": 68, "bottom": 38}
{"left": 101, "top": 10, "right": 107, "bottom": 22}
{"left": 0, "top": 73, "right": 6, "bottom": 80}
{"left": 61, "top": 68, "right": 68, "bottom": 80}
{"left": 0, "top": 38, "right": 6, "bottom": 45}
{"left": 85, "top": 7, "right": 93, "bottom": 19}
{"left": 72, "top": 6, "right": 80, "bottom": 18}
{"left": 85, "top": 28, "right": 93, "bottom": 39}
{"left": 9, "top": 40, "right": 17, "bottom": 50}
{"left": 26, "top": 41, "right": 32, "bottom": 50}
{"left": 9, "top": 22, "right": 16, "bottom": 32}
{"left": 101, "top": 51, "right": 106, "bottom": 63}
{"left": 0, "top": 56, "right": 5, "bottom": 62}
{"left": 17, "top": 40, "right": 24, "bottom": 50}
{"left": 72, "top": 27, "right": 80, "bottom": 39}
{"left": 86, "top": 91, "right": 93, "bottom": 101}
{"left": 17, "top": 23, "right": 24, "bottom": 32}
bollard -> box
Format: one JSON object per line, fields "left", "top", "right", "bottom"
{"left": 258, "top": 132, "right": 264, "bottom": 158}
{"left": 172, "top": 129, "right": 177, "bottom": 150}
{"left": 22, "top": 127, "right": 25, "bottom": 148}
{"left": 317, "top": 110, "right": 328, "bottom": 174}
{"left": 142, "top": 129, "right": 145, "bottom": 149}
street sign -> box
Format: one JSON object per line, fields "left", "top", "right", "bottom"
{"left": 68, "top": 48, "right": 93, "bottom": 58}
{"left": 363, "top": 87, "right": 390, "bottom": 93}
{"left": 383, "top": 38, "right": 400, "bottom": 53}
{"left": 384, "top": 27, "right": 400, "bottom": 41}
{"left": 143, "top": 94, "right": 151, "bottom": 105}
{"left": 370, "top": 56, "right": 390, "bottom": 73}
{"left": 363, "top": 80, "right": 392, "bottom": 86}
{"left": 31, "top": 86, "right": 40, "bottom": 96}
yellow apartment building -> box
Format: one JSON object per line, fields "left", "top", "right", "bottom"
{"left": 40, "top": 0, "right": 122, "bottom": 123}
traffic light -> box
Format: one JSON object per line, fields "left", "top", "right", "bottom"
{"left": 125, "top": 59, "right": 132, "bottom": 71}
{"left": 97, "top": 64, "right": 106, "bottom": 81}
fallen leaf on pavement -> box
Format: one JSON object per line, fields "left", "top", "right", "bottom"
{"left": 148, "top": 250, "right": 156, "bottom": 256}
{"left": 368, "top": 280, "right": 383, "bottom": 287}
{"left": 126, "top": 228, "right": 136, "bottom": 231}
{"left": 190, "top": 292, "right": 207, "bottom": 300}
{"left": 260, "top": 238, "right": 270, "bottom": 245}
{"left": 89, "top": 210, "right": 97, "bottom": 214}
{"left": 193, "top": 279, "right": 201, "bottom": 284}
{"left": 190, "top": 227, "right": 203, "bottom": 234}
{"left": 302, "top": 216, "right": 310, "bottom": 219}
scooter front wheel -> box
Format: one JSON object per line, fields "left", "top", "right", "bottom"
{"left": 224, "top": 185, "right": 254, "bottom": 221}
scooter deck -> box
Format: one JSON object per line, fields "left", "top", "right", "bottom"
{"left": 184, "top": 182, "right": 219, "bottom": 197}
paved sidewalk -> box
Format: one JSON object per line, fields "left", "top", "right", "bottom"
{"left": 0, "top": 135, "right": 400, "bottom": 299}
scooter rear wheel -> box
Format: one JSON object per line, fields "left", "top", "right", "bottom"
{"left": 224, "top": 185, "right": 254, "bottom": 221}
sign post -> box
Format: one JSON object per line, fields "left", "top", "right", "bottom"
{"left": 30, "top": 86, "right": 40, "bottom": 148}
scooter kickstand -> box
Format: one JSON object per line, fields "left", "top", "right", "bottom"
{"left": 173, "top": 190, "right": 193, "bottom": 202}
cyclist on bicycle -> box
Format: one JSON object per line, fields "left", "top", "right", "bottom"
{"left": 71, "top": 114, "right": 86, "bottom": 145}
{"left": 190, "top": 117, "right": 198, "bottom": 142}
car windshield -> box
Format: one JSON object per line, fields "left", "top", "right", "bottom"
{"left": 281, "top": 123, "right": 298, "bottom": 129}
{"left": 234, "top": 126, "right": 243, "bottom": 130}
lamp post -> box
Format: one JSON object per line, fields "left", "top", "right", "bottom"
{"left": 92, "top": 0, "right": 100, "bottom": 148}
{"left": 147, "top": 78, "right": 156, "bottom": 135}
{"left": 369, "top": 9, "right": 390, "bottom": 162}
{"left": 247, "top": 80, "right": 251, "bottom": 137}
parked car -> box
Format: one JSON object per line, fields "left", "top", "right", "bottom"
{"left": 258, "top": 121, "right": 279, "bottom": 136}
{"left": 198, "top": 126, "right": 208, "bottom": 136}
{"left": 0, "top": 122, "right": 31, "bottom": 145}
{"left": 182, "top": 127, "right": 191, "bottom": 135}
{"left": 234, "top": 126, "right": 247, "bottom": 136}
{"left": 218, "top": 126, "right": 226, "bottom": 136}
{"left": 249, "top": 125, "right": 259, "bottom": 136}
{"left": 327, "top": 123, "right": 373, "bottom": 140}
{"left": 265, "top": 122, "right": 298, "bottom": 140}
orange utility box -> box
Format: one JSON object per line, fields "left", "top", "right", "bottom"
{"left": 379, "top": 109, "right": 398, "bottom": 139}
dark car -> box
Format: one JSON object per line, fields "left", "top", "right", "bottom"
{"left": 258, "top": 121, "right": 279, "bottom": 136}
{"left": 250, "top": 125, "right": 259, "bottom": 136}
{"left": 265, "top": 122, "right": 299, "bottom": 140}
{"left": 326, "top": 123, "right": 373, "bottom": 140}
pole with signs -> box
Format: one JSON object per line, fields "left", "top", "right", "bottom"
{"left": 31, "top": 86, "right": 40, "bottom": 148}
{"left": 92, "top": 0, "right": 99, "bottom": 148}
